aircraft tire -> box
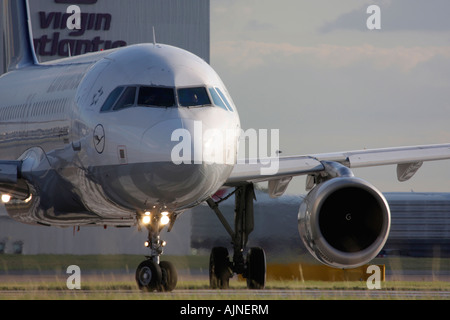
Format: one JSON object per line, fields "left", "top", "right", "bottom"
{"left": 209, "top": 247, "right": 231, "bottom": 289}
{"left": 246, "top": 247, "right": 266, "bottom": 289}
{"left": 158, "top": 260, "right": 178, "bottom": 292}
{"left": 136, "top": 259, "right": 162, "bottom": 292}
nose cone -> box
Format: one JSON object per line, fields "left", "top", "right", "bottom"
{"left": 120, "top": 115, "right": 237, "bottom": 210}
{"left": 141, "top": 118, "right": 186, "bottom": 163}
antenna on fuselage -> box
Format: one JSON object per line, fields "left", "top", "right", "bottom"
{"left": 152, "top": 27, "right": 157, "bottom": 46}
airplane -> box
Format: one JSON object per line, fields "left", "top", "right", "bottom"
{"left": 1, "top": 0, "right": 450, "bottom": 292}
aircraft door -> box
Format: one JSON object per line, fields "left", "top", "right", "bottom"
{"left": 72, "top": 59, "right": 111, "bottom": 152}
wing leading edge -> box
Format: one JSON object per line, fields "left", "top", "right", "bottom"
{"left": 226, "top": 143, "right": 450, "bottom": 197}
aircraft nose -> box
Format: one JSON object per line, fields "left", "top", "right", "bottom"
{"left": 140, "top": 117, "right": 238, "bottom": 166}
{"left": 136, "top": 117, "right": 234, "bottom": 209}
{"left": 140, "top": 118, "right": 185, "bottom": 163}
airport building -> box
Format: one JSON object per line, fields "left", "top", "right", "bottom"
{"left": 0, "top": 0, "right": 210, "bottom": 74}
{"left": 0, "top": 0, "right": 209, "bottom": 255}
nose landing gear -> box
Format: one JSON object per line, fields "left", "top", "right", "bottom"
{"left": 135, "top": 209, "right": 178, "bottom": 292}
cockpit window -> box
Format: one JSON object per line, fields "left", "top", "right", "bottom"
{"left": 138, "top": 87, "right": 176, "bottom": 107}
{"left": 178, "top": 87, "right": 211, "bottom": 107}
{"left": 100, "top": 85, "right": 222, "bottom": 112}
{"left": 208, "top": 88, "right": 228, "bottom": 111}
{"left": 215, "top": 87, "right": 234, "bottom": 112}
{"left": 101, "top": 86, "right": 125, "bottom": 112}
{"left": 208, "top": 87, "right": 234, "bottom": 112}
{"left": 113, "top": 87, "right": 137, "bottom": 110}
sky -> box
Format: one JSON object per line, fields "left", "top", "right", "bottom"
{"left": 210, "top": 0, "right": 450, "bottom": 194}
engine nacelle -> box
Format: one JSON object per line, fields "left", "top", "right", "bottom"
{"left": 298, "top": 177, "right": 390, "bottom": 269}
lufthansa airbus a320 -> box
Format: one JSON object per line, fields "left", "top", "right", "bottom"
{"left": 1, "top": 1, "right": 450, "bottom": 291}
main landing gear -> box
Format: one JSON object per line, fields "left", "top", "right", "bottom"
{"left": 135, "top": 209, "right": 178, "bottom": 292}
{"left": 207, "top": 184, "right": 267, "bottom": 290}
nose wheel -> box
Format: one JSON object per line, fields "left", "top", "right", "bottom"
{"left": 136, "top": 260, "right": 162, "bottom": 291}
{"left": 136, "top": 259, "right": 178, "bottom": 292}
{"left": 135, "top": 209, "right": 178, "bottom": 292}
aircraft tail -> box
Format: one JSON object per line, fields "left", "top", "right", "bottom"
{"left": 2, "top": 0, "right": 38, "bottom": 72}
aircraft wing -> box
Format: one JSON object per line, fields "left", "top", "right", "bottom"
{"left": 225, "top": 143, "right": 450, "bottom": 197}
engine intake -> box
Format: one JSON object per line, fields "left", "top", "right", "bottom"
{"left": 298, "top": 177, "right": 390, "bottom": 269}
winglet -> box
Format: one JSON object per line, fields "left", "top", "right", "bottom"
{"left": 2, "top": 0, "right": 39, "bottom": 72}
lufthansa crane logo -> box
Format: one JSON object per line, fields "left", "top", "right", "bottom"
{"left": 93, "top": 124, "right": 105, "bottom": 154}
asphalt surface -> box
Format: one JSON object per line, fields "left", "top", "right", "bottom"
{"left": 0, "top": 287, "right": 449, "bottom": 300}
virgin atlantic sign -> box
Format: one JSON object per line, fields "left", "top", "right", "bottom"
{"left": 33, "top": 0, "right": 127, "bottom": 57}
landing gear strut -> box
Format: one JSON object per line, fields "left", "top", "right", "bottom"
{"left": 207, "top": 184, "right": 266, "bottom": 289}
{"left": 135, "top": 209, "right": 178, "bottom": 292}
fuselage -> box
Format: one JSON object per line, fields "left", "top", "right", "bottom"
{"left": 0, "top": 44, "right": 241, "bottom": 226}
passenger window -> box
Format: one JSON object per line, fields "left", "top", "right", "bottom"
{"left": 216, "top": 88, "right": 234, "bottom": 112}
{"left": 101, "top": 86, "right": 125, "bottom": 112}
{"left": 178, "top": 87, "right": 211, "bottom": 107}
{"left": 208, "top": 88, "right": 228, "bottom": 111}
{"left": 138, "top": 87, "right": 176, "bottom": 107}
{"left": 113, "top": 87, "right": 137, "bottom": 110}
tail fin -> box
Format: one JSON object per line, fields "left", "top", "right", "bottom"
{"left": 2, "top": 0, "right": 38, "bottom": 72}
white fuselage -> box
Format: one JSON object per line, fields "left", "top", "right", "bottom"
{"left": 0, "top": 44, "right": 241, "bottom": 226}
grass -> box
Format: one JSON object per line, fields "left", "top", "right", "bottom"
{"left": 0, "top": 254, "right": 208, "bottom": 273}
{"left": 374, "top": 256, "right": 450, "bottom": 272}
{"left": 1, "top": 254, "right": 449, "bottom": 273}
{"left": 0, "top": 254, "right": 449, "bottom": 300}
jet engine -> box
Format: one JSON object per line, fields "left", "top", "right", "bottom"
{"left": 298, "top": 176, "right": 391, "bottom": 269}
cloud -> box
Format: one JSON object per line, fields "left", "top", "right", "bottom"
{"left": 245, "top": 19, "right": 275, "bottom": 32}
{"left": 320, "top": 0, "right": 450, "bottom": 33}
{"left": 212, "top": 40, "right": 450, "bottom": 72}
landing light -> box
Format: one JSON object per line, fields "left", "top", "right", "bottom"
{"left": 160, "top": 215, "right": 170, "bottom": 226}
{"left": 142, "top": 211, "right": 151, "bottom": 225}
{"left": 1, "top": 194, "right": 11, "bottom": 203}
